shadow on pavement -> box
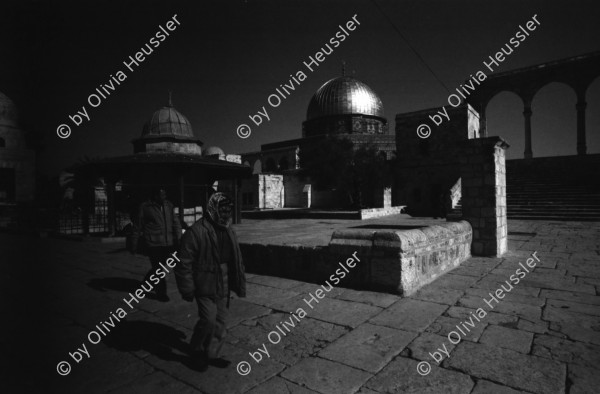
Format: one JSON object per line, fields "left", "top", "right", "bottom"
{"left": 104, "top": 320, "right": 196, "bottom": 368}
{"left": 88, "top": 277, "right": 141, "bottom": 293}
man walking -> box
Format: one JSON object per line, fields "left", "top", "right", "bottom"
{"left": 175, "top": 192, "right": 246, "bottom": 371}
{"left": 131, "top": 187, "right": 182, "bottom": 302}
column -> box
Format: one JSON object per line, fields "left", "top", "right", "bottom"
{"left": 523, "top": 101, "right": 533, "bottom": 159}
{"left": 460, "top": 137, "right": 510, "bottom": 257}
{"left": 234, "top": 178, "right": 242, "bottom": 224}
{"left": 106, "top": 181, "right": 116, "bottom": 237}
{"left": 576, "top": 99, "right": 587, "bottom": 155}
{"left": 177, "top": 174, "right": 185, "bottom": 228}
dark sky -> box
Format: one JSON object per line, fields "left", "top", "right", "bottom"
{"left": 2, "top": 0, "right": 599, "bottom": 177}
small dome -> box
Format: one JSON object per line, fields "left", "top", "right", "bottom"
{"left": 203, "top": 146, "right": 225, "bottom": 156}
{"left": 141, "top": 102, "right": 194, "bottom": 140}
{"left": 0, "top": 91, "right": 18, "bottom": 127}
{"left": 307, "top": 76, "right": 384, "bottom": 121}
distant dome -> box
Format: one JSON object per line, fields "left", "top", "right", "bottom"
{"left": 140, "top": 101, "right": 194, "bottom": 140}
{"left": 0, "top": 91, "right": 18, "bottom": 127}
{"left": 306, "top": 76, "right": 384, "bottom": 121}
{"left": 203, "top": 146, "right": 225, "bottom": 156}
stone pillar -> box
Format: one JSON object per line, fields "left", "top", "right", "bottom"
{"left": 576, "top": 99, "right": 587, "bottom": 156}
{"left": 235, "top": 178, "right": 242, "bottom": 224}
{"left": 523, "top": 102, "right": 533, "bottom": 159}
{"left": 460, "top": 137, "right": 509, "bottom": 257}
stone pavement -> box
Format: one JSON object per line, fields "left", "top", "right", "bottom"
{"left": 2, "top": 219, "right": 600, "bottom": 393}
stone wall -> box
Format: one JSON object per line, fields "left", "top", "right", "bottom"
{"left": 359, "top": 205, "right": 405, "bottom": 220}
{"left": 393, "top": 104, "right": 479, "bottom": 216}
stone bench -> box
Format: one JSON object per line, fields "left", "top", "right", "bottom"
{"left": 329, "top": 220, "right": 472, "bottom": 295}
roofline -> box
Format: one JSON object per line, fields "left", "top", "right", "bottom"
{"left": 485, "top": 50, "right": 600, "bottom": 80}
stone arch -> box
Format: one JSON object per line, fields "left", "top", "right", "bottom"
{"left": 485, "top": 90, "right": 526, "bottom": 159}
{"left": 468, "top": 51, "right": 600, "bottom": 157}
{"left": 531, "top": 82, "right": 577, "bottom": 157}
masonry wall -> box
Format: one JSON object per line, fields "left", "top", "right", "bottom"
{"left": 393, "top": 104, "right": 480, "bottom": 216}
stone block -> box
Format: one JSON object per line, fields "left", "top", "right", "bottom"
{"left": 370, "top": 299, "right": 447, "bottom": 332}
{"left": 365, "top": 356, "right": 474, "bottom": 393}
{"left": 478, "top": 324, "right": 533, "bottom": 353}
{"left": 281, "top": 357, "right": 372, "bottom": 394}
{"left": 319, "top": 323, "right": 416, "bottom": 373}
{"left": 446, "top": 341, "right": 565, "bottom": 394}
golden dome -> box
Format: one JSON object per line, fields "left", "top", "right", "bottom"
{"left": 306, "top": 76, "right": 384, "bottom": 121}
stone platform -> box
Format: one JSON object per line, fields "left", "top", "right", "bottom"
{"left": 237, "top": 215, "right": 471, "bottom": 295}
{"left": 3, "top": 219, "right": 600, "bottom": 393}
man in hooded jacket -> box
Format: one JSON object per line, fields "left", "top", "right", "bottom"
{"left": 175, "top": 192, "right": 246, "bottom": 371}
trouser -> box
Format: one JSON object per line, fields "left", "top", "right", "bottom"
{"left": 190, "top": 263, "right": 229, "bottom": 358}
{"left": 144, "top": 246, "right": 173, "bottom": 296}
{"left": 190, "top": 296, "right": 228, "bottom": 358}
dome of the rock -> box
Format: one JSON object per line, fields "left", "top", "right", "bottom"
{"left": 306, "top": 76, "right": 385, "bottom": 121}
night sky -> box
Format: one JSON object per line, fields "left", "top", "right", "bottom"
{"left": 2, "top": 0, "right": 599, "bottom": 177}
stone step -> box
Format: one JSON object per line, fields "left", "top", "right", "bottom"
{"left": 507, "top": 215, "right": 600, "bottom": 221}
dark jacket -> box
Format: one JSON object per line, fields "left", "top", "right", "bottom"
{"left": 175, "top": 218, "right": 246, "bottom": 299}
{"left": 131, "top": 199, "right": 182, "bottom": 251}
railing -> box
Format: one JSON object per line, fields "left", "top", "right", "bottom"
{"left": 57, "top": 201, "right": 131, "bottom": 235}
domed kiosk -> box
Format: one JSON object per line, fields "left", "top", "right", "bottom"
{"left": 303, "top": 76, "right": 388, "bottom": 137}
{"left": 69, "top": 96, "right": 251, "bottom": 234}
{"left": 132, "top": 98, "right": 203, "bottom": 155}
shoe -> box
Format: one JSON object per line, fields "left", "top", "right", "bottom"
{"left": 190, "top": 351, "right": 208, "bottom": 372}
{"left": 157, "top": 294, "right": 170, "bottom": 302}
{"left": 209, "top": 358, "right": 231, "bottom": 368}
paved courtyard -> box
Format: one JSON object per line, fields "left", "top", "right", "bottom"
{"left": 3, "top": 219, "right": 600, "bottom": 393}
